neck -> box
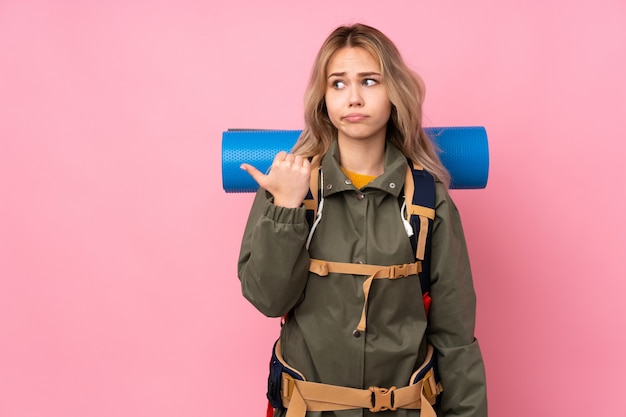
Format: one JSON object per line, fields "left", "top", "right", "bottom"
{"left": 337, "top": 136, "right": 386, "bottom": 176}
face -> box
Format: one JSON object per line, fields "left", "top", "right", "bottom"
{"left": 325, "top": 47, "right": 392, "bottom": 145}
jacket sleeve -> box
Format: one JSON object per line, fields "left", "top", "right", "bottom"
{"left": 237, "top": 189, "right": 311, "bottom": 317}
{"left": 427, "top": 183, "right": 488, "bottom": 417}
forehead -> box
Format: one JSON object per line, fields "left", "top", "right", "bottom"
{"left": 327, "top": 47, "right": 380, "bottom": 74}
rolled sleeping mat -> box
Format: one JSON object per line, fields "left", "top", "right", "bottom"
{"left": 222, "top": 126, "right": 489, "bottom": 192}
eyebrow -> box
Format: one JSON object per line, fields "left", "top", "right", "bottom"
{"left": 327, "top": 71, "right": 381, "bottom": 79}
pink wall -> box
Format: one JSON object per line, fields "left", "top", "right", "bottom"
{"left": 1, "top": 0, "right": 625, "bottom": 416}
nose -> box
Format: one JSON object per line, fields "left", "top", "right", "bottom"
{"left": 348, "top": 86, "right": 363, "bottom": 107}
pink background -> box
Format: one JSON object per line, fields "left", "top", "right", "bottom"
{"left": 1, "top": 0, "right": 625, "bottom": 416}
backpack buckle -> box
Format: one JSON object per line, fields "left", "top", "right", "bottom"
{"left": 393, "top": 264, "right": 408, "bottom": 278}
{"left": 282, "top": 373, "right": 296, "bottom": 401}
{"left": 421, "top": 369, "right": 441, "bottom": 401}
{"left": 369, "top": 386, "right": 397, "bottom": 412}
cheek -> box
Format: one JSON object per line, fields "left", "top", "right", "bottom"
{"left": 383, "top": 95, "right": 393, "bottom": 118}
{"left": 375, "top": 97, "right": 392, "bottom": 121}
{"left": 384, "top": 102, "right": 392, "bottom": 120}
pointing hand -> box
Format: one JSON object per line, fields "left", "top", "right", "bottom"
{"left": 241, "top": 151, "right": 311, "bottom": 208}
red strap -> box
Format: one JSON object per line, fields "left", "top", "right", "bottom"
{"left": 423, "top": 292, "right": 431, "bottom": 316}
{"left": 266, "top": 401, "right": 274, "bottom": 417}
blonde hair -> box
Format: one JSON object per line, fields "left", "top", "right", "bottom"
{"left": 292, "top": 23, "right": 450, "bottom": 187}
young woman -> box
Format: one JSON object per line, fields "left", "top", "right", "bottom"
{"left": 238, "top": 23, "right": 487, "bottom": 417}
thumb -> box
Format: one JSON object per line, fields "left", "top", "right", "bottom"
{"left": 240, "top": 163, "right": 266, "bottom": 186}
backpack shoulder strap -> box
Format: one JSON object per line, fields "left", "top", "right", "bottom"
{"left": 404, "top": 160, "right": 436, "bottom": 298}
{"left": 303, "top": 156, "right": 321, "bottom": 228}
{"left": 404, "top": 161, "right": 436, "bottom": 261}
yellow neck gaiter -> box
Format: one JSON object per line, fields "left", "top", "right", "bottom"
{"left": 341, "top": 167, "right": 378, "bottom": 189}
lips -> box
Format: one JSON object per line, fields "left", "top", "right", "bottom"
{"left": 342, "top": 113, "right": 368, "bottom": 122}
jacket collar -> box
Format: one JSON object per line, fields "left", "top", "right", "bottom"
{"left": 320, "top": 139, "right": 407, "bottom": 198}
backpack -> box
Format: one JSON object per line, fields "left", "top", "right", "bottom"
{"left": 266, "top": 159, "right": 440, "bottom": 416}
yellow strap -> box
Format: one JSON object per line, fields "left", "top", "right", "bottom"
{"left": 309, "top": 259, "right": 419, "bottom": 278}
{"left": 303, "top": 200, "right": 317, "bottom": 211}
{"left": 309, "top": 259, "right": 421, "bottom": 332}
{"left": 416, "top": 215, "right": 429, "bottom": 260}
{"left": 278, "top": 342, "right": 442, "bottom": 417}
{"left": 408, "top": 205, "right": 435, "bottom": 219}
{"left": 403, "top": 164, "right": 415, "bottom": 224}
{"left": 283, "top": 372, "right": 440, "bottom": 417}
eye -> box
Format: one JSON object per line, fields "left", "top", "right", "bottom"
{"left": 363, "top": 78, "right": 378, "bottom": 87}
{"left": 332, "top": 80, "right": 346, "bottom": 89}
